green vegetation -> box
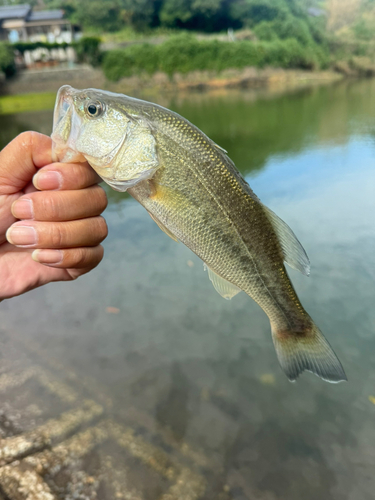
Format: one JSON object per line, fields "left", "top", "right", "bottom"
{"left": 1, "top": 0, "right": 375, "bottom": 79}
{"left": 12, "top": 41, "right": 69, "bottom": 53}
{"left": 73, "top": 36, "right": 102, "bottom": 66}
{"left": 102, "top": 33, "right": 328, "bottom": 81}
{"left": 0, "top": 0, "right": 326, "bottom": 35}
{"left": 0, "top": 92, "right": 56, "bottom": 115}
{"left": 325, "top": 0, "right": 375, "bottom": 65}
{"left": 0, "top": 42, "right": 15, "bottom": 77}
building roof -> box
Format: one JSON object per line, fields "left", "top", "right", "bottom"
{"left": 28, "top": 9, "right": 64, "bottom": 22}
{"left": 0, "top": 4, "right": 31, "bottom": 20}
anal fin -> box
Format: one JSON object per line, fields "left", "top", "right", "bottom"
{"left": 148, "top": 212, "right": 179, "bottom": 242}
{"left": 205, "top": 264, "right": 241, "bottom": 300}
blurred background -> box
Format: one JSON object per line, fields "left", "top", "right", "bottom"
{"left": 1, "top": 1, "right": 375, "bottom": 500}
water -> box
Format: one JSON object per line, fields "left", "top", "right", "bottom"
{"left": 0, "top": 80, "right": 375, "bottom": 499}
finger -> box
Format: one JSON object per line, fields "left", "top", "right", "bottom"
{"left": 33, "top": 162, "right": 101, "bottom": 191}
{"left": 6, "top": 217, "right": 108, "bottom": 249}
{"left": 12, "top": 185, "right": 108, "bottom": 221}
{"left": 0, "top": 132, "right": 52, "bottom": 195}
{"left": 32, "top": 245, "right": 104, "bottom": 270}
{"left": 66, "top": 265, "right": 104, "bottom": 281}
{"left": 24, "top": 181, "right": 38, "bottom": 195}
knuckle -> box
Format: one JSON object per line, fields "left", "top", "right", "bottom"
{"left": 74, "top": 248, "right": 88, "bottom": 268}
{"left": 70, "top": 164, "right": 84, "bottom": 181}
{"left": 92, "top": 245, "right": 104, "bottom": 266}
{"left": 18, "top": 131, "right": 33, "bottom": 149}
{"left": 39, "top": 194, "right": 60, "bottom": 220}
{"left": 18, "top": 131, "right": 42, "bottom": 155}
{"left": 71, "top": 163, "right": 95, "bottom": 187}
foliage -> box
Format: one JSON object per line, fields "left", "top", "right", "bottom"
{"left": 73, "top": 36, "right": 102, "bottom": 66}
{"left": 0, "top": 0, "right": 326, "bottom": 35}
{"left": 12, "top": 37, "right": 101, "bottom": 67}
{"left": 159, "top": 0, "right": 236, "bottom": 31}
{"left": 229, "top": 0, "right": 289, "bottom": 27}
{"left": 74, "top": 0, "right": 125, "bottom": 32}
{"left": 12, "top": 41, "right": 69, "bottom": 54}
{"left": 1, "top": 0, "right": 371, "bottom": 70}
{"left": 254, "top": 16, "right": 315, "bottom": 46}
{"left": 123, "top": 0, "right": 162, "bottom": 30}
{"left": 352, "top": 19, "right": 374, "bottom": 41}
{"left": 262, "top": 37, "right": 327, "bottom": 69}
{"left": 0, "top": 42, "right": 16, "bottom": 78}
{"left": 102, "top": 43, "right": 159, "bottom": 80}
{"left": 102, "top": 33, "right": 329, "bottom": 81}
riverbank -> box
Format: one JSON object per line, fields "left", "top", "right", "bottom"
{"left": 0, "top": 64, "right": 343, "bottom": 99}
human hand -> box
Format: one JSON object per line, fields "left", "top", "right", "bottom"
{"left": 0, "top": 132, "right": 108, "bottom": 300}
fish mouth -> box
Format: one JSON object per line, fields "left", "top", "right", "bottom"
{"left": 51, "top": 85, "right": 86, "bottom": 163}
{"left": 51, "top": 85, "right": 126, "bottom": 169}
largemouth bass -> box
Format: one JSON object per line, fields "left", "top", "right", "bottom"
{"left": 51, "top": 85, "right": 346, "bottom": 383}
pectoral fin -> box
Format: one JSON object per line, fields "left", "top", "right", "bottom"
{"left": 204, "top": 265, "right": 241, "bottom": 300}
{"left": 148, "top": 212, "right": 179, "bottom": 242}
{"left": 262, "top": 205, "right": 310, "bottom": 276}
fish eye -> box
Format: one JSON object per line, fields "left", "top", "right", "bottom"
{"left": 86, "top": 101, "right": 104, "bottom": 118}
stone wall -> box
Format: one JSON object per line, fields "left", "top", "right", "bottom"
{"left": 1, "top": 65, "right": 105, "bottom": 95}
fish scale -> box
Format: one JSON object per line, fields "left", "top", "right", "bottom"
{"left": 51, "top": 85, "right": 347, "bottom": 384}
{"left": 138, "top": 111, "right": 300, "bottom": 324}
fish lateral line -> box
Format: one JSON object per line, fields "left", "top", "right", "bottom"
{"left": 51, "top": 85, "right": 346, "bottom": 384}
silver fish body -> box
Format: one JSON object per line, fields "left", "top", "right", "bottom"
{"left": 51, "top": 85, "right": 346, "bottom": 383}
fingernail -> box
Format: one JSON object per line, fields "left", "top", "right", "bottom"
{"left": 6, "top": 225, "right": 37, "bottom": 246}
{"left": 32, "top": 249, "right": 63, "bottom": 264}
{"left": 11, "top": 198, "right": 34, "bottom": 219}
{"left": 34, "top": 170, "right": 63, "bottom": 190}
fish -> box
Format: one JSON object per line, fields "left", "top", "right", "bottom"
{"left": 51, "top": 85, "right": 347, "bottom": 383}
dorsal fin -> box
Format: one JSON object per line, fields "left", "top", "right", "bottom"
{"left": 148, "top": 212, "right": 179, "bottom": 242}
{"left": 204, "top": 265, "right": 241, "bottom": 300}
{"left": 262, "top": 205, "right": 310, "bottom": 276}
{"left": 213, "top": 142, "right": 228, "bottom": 154}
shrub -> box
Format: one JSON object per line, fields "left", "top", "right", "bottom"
{"left": 125, "top": 43, "right": 160, "bottom": 74}
{"left": 102, "top": 34, "right": 329, "bottom": 82}
{"left": 157, "top": 34, "right": 203, "bottom": 75}
{"left": 13, "top": 41, "right": 69, "bottom": 54}
{"left": 0, "top": 42, "right": 16, "bottom": 78}
{"left": 74, "top": 36, "right": 102, "bottom": 66}
{"left": 263, "top": 38, "right": 316, "bottom": 69}
{"left": 102, "top": 43, "right": 159, "bottom": 80}
{"left": 253, "top": 21, "right": 279, "bottom": 42}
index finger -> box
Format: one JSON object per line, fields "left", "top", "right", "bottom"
{"left": 0, "top": 132, "right": 52, "bottom": 196}
{"left": 33, "top": 162, "right": 102, "bottom": 191}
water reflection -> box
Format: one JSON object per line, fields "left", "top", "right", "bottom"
{"left": 0, "top": 110, "right": 53, "bottom": 150}
{"left": 1, "top": 79, "right": 375, "bottom": 499}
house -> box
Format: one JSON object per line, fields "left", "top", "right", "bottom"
{"left": 0, "top": 3, "right": 74, "bottom": 43}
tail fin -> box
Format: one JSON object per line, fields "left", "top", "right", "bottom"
{"left": 271, "top": 322, "right": 347, "bottom": 383}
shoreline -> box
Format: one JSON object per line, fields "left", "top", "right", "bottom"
{"left": 0, "top": 65, "right": 344, "bottom": 98}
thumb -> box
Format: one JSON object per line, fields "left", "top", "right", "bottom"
{"left": 0, "top": 132, "right": 53, "bottom": 196}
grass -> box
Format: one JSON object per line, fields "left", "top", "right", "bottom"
{"left": 98, "top": 26, "right": 183, "bottom": 43}
{"left": 0, "top": 92, "right": 56, "bottom": 115}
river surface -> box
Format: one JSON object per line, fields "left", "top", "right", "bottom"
{"left": 0, "top": 79, "right": 375, "bottom": 499}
